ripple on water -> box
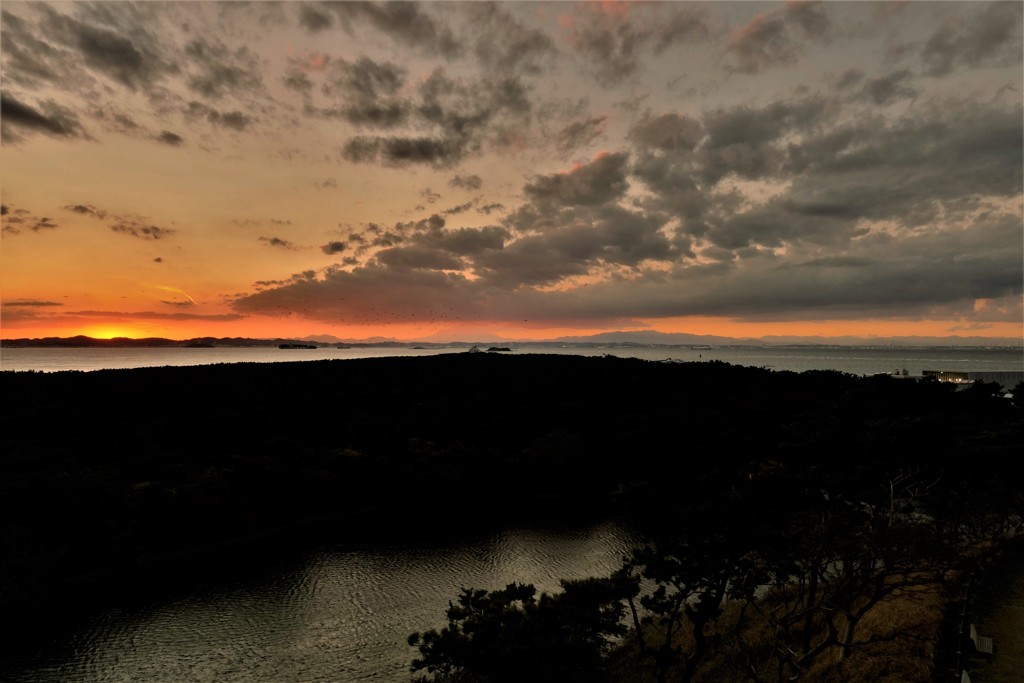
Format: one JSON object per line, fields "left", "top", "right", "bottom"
{"left": 0, "top": 521, "right": 639, "bottom": 682}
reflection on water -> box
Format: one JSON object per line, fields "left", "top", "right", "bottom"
{"left": 2, "top": 522, "right": 639, "bottom": 682}
{"left": 2, "top": 345, "right": 1020, "bottom": 376}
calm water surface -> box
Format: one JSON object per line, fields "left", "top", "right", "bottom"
{"left": 2, "top": 344, "right": 1021, "bottom": 376}
{"left": 1, "top": 522, "right": 639, "bottom": 682}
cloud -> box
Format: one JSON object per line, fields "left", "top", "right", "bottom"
{"left": 184, "top": 37, "right": 263, "bottom": 99}
{"left": 858, "top": 69, "right": 918, "bottom": 105}
{"left": 32, "top": 218, "right": 59, "bottom": 232}
{"left": 449, "top": 174, "right": 483, "bottom": 190}
{"left": 343, "top": 135, "right": 460, "bottom": 166}
{"left": 443, "top": 202, "right": 473, "bottom": 216}
{"left": 328, "top": 2, "right": 462, "bottom": 59}
{"left": 185, "top": 101, "right": 253, "bottom": 130}
{"left": 298, "top": 4, "right": 334, "bottom": 32}
{"left": 1, "top": 92, "right": 86, "bottom": 141}
{"left": 628, "top": 112, "right": 703, "bottom": 151}
{"left": 112, "top": 222, "right": 175, "bottom": 240}
{"left": 339, "top": 66, "right": 534, "bottom": 166}
{"left": 560, "top": 4, "right": 710, "bottom": 87}
{"left": 318, "top": 56, "right": 410, "bottom": 127}
{"left": 922, "top": 2, "right": 1023, "bottom": 76}
{"left": 477, "top": 202, "right": 506, "bottom": 215}
{"left": 157, "top": 130, "right": 184, "bottom": 146}
{"left": 259, "top": 236, "right": 298, "bottom": 249}
{"left": 465, "top": 2, "right": 557, "bottom": 75}
{"left": 64, "top": 203, "right": 108, "bottom": 218}
{"left": 726, "top": 13, "right": 798, "bottom": 74}
{"left": 68, "top": 310, "right": 246, "bottom": 322}
{"left": 522, "top": 152, "right": 630, "bottom": 210}
{"left": 32, "top": 3, "right": 179, "bottom": 92}
{"left": 726, "top": 2, "right": 832, "bottom": 74}
{"left": 2, "top": 299, "right": 63, "bottom": 307}
{"left": 556, "top": 115, "right": 608, "bottom": 152}
{"left": 322, "top": 241, "right": 347, "bottom": 255}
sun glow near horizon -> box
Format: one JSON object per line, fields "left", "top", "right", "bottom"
{"left": 0, "top": 2, "right": 1020, "bottom": 346}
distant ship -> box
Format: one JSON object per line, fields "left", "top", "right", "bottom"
{"left": 279, "top": 343, "right": 317, "bottom": 349}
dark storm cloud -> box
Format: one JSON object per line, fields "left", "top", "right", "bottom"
{"left": 556, "top": 115, "right": 608, "bottom": 153}
{"left": 726, "top": 2, "right": 832, "bottom": 74}
{"left": 449, "top": 174, "right": 483, "bottom": 191}
{"left": 328, "top": 2, "right": 462, "bottom": 59}
{"left": 259, "top": 236, "right": 298, "bottom": 249}
{"left": 156, "top": 130, "right": 184, "bottom": 146}
{"left": 112, "top": 223, "right": 175, "bottom": 240}
{"left": 522, "top": 152, "right": 630, "bottom": 210}
{"left": 922, "top": 2, "right": 1023, "bottom": 76}
{"left": 184, "top": 37, "right": 263, "bottom": 99}
{"left": 0, "top": 92, "right": 85, "bottom": 140}
{"left": 322, "top": 241, "right": 347, "bottom": 255}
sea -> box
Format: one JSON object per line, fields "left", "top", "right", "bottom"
{"left": 2, "top": 343, "right": 1022, "bottom": 377}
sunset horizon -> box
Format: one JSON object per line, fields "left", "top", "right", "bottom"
{"left": 2, "top": 1, "right": 1022, "bottom": 346}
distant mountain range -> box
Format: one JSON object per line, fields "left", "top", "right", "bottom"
{"left": 1, "top": 332, "right": 1020, "bottom": 348}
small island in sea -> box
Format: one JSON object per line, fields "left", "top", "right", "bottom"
{"left": 1, "top": 353, "right": 1021, "bottom": 682}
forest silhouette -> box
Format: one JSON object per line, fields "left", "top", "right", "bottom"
{"left": 1, "top": 354, "right": 1021, "bottom": 680}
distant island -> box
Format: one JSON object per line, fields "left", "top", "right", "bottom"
{"left": 2, "top": 331, "right": 1021, "bottom": 348}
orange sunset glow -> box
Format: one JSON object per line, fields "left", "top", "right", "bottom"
{"left": 2, "top": 1, "right": 1021, "bottom": 345}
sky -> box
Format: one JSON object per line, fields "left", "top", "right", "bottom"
{"left": 1, "top": 1, "right": 1022, "bottom": 343}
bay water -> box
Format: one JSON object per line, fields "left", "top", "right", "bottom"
{"left": 2, "top": 344, "right": 1021, "bottom": 376}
